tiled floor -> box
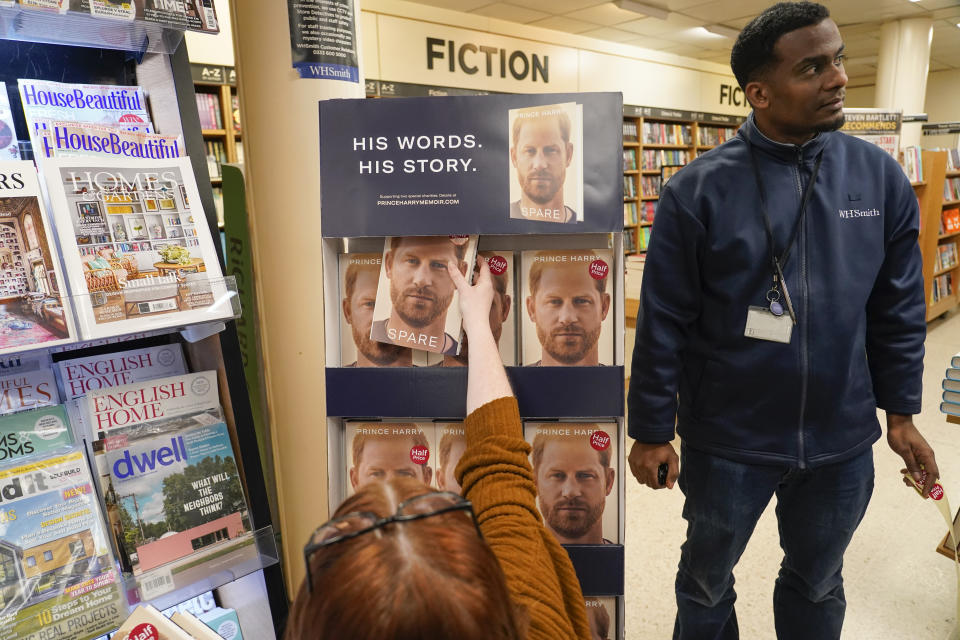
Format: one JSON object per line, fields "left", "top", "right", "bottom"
{"left": 624, "top": 311, "right": 960, "bottom": 639}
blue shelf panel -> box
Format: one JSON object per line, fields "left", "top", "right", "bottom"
{"left": 325, "top": 366, "right": 624, "bottom": 419}
{"left": 565, "top": 544, "right": 625, "bottom": 597}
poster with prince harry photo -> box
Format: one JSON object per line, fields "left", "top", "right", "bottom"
{"left": 508, "top": 103, "right": 584, "bottom": 225}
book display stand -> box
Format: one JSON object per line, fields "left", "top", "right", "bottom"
{"left": 320, "top": 92, "right": 627, "bottom": 637}
{"left": 0, "top": 13, "right": 287, "bottom": 640}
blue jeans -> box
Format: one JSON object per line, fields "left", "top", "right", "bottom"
{"left": 673, "top": 444, "right": 874, "bottom": 640}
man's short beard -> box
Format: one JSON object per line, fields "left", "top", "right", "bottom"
{"left": 537, "top": 322, "right": 601, "bottom": 364}
{"left": 520, "top": 172, "right": 561, "bottom": 205}
{"left": 816, "top": 112, "right": 845, "bottom": 133}
{"left": 543, "top": 497, "right": 604, "bottom": 539}
{"left": 353, "top": 325, "right": 406, "bottom": 365}
{"left": 390, "top": 282, "right": 452, "bottom": 329}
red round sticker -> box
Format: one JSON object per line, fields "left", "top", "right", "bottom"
{"left": 117, "top": 114, "right": 145, "bottom": 123}
{"left": 590, "top": 430, "right": 611, "bottom": 451}
{"left": 126, "top": 623, "right": 158, "bottom": 640}
{"left": 930, "top": 483, "right": 944, "bottom": 500}
{"left": 487, "top": 255, "right": 508, "bottom": 275}
{"left": 410, "top": 445, "right": 429, "bottom": 465}
{"left": 589, "top": 259, "right": 609, "bottom": 280}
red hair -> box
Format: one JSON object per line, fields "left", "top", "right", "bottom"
{"left": 285, "top": 477, "right": 526, "bottom": 640}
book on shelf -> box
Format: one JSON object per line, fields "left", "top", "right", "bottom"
{"left": 937, "top": 243, "right": 958, "bottom": 271}
{"left": 98, "top": 414, "right": 250, "bottom": 579}
{"left": 84, "top": 369, "right": 219, "bottom": 441}
{"left": 445, "top": 250, "right": 516, "bottom": 367}
{"left": 34, "top": 119, "right": 184, "bottom": 160}
{"left": 231, "top": 94, "right": 241, "bottom": 134}
{"left": 945, "top": 178, "right": 960, "bottom": 202}
{"left": 17, "top": 79, "right": 153, "bottom": 154}
{"left": 655, "top": 150, "right": 690, "bottom": 166}
{"left": 641, "top": 150, "right": 659, "bottom": 170}
{"left": 901, "top": 146, "right": 922, "bottom": 183}
{"left": 0, "top": 82, "right": 19, "bottom": 160}
{"left": 623, "top": 175, "right": 636, "bottom": 198}
{"left": 638, "top": 226, "right": 652, "bottom": 251}
{"left": 946, "top": 148, "right": 959, "bottom": 172}
{"left": 0, "top": 408, "right": 128, "bottom": 639}
{"left": 931, "top": 272, "right": 954, "bottom": 305}
{"left": 943, "top": 390, "right": 960, "bottom": 405}
{"left": 523, "top": 421, "right": 620, "bottom": 544}
{"left": 624, "top": 202, "right": 637, "bottom": 226}
{"left": 951, "top": 353, "right": 960, "bottom": 369}
{"left": 622, "top": 148, "right": 637, "bottom": 171}
{"left": 624, "top": 229, "right": 637, "bottom": 254}
{"left": 57, "top": 343, "right": 187, "bottom": 438}
{"left": 640, "top": 175, "right": 661, "bottom": 198}
{"left": 520, "top": 248, "right": 613, "bottom": 366}
{"left": 211, "top": 185, "right": 224, "bottom": 226}
{"left": 697, "top": 125, "right": 737, "bottom": 146}
{"left": 662, "top": 165, "right": 683, "bottom": 185}
{"left": 344, "top": 421, "right": 436, "bottom": 496}
{"left": 41, "top": 156, "right": 231, "bottom": 338}
{"left": 0, "top": 161, "right": 77, "bottom": 351}
{"left": 642, "top": 122, "right": 692, "bottom": 146}
{"left": 622, "top": 121, "right": 637, "bottom": 142}
{"left": 370, "top": 236, "right": 478, "bottom": 356}
{"left": 205, "top": 139, "right": 226, "bottom": 179}
{"left": 639, "top": 201, "right": 656, "bottom": 224}
{"left": 339, "top": 252, "right": 416, "bottom": 368}
{"left": 946, "top": 367, "right": 960, "bottom": 383}
{"left": 943, "top": 208, "right": 960, "bottom": 235}
{"left": 195, "top": 93, "right": 223, "bottom": 130}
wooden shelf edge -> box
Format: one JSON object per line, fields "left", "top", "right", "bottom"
{"left": 934, "top": 264, "right": 959, "bottom": 277}
{"left": 640, "top": 195, "right": 660, "bottom": 201}
{"left": 641, "top": 143, "right": 692, "bottom": 150}
{"left": 938, "top": 230, "right": 960, "bottom": 240}
{"left": 927, "top": 295, "right": 956, "bottom": 321}
{"left": 947, "top": 171, "right": 960, "bottom": 178}
{"left": 911, "top": 181, "right": 926, "bottom": 188}
{"left": 202, "top": 129, "right": 227, "bottom": 136}
{"left": 624, "top": 170, "right": 639, "bottom": 174}
{"left": 943, "top": 200, "right": 960, "bottom": 207}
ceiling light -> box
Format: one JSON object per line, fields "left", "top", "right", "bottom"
{"left": 703, "top": 24, "right": 741, "bottom": 39}
{"left": 614, "top": 0, "right": 671, "bottom": 21}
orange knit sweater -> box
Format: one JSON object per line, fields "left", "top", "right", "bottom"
{"left": 456, "top": 396, "right": 591, "bottom": 640}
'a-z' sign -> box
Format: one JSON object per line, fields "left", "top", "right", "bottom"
{"left": 319, "top": 92, "right": 623, "bottom": 237}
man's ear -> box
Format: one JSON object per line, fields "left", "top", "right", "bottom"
{"left": 526, "top": 295, "right": 536, "bottom": 321}
{"left": 423, "top": 466, "right": 434, "bottom": 487}
{"left": 745, "top": 81, "right": 769, "bottom": 111}
{"left": 342, "top": 296, "right": 352, "bottom": 324}
{"left": 384, "top": 251, "right": 394, "bottom": 278}
{"left": 600, "top": 292, "right": 611, "bottom": 320}
{"left": 349, "top": 467, "right": 359, "bottom": 490}
{"left": 605, "top": 467, "right": 616, "bottom": 497}
{"left": 510, "top": 145, "right": 518, "bottom": 168}
{"left": 436, "top": 467, "right": 447, "bottom": 490}
{"left": 565, "top": 142, "right": 574, "bottom": 167}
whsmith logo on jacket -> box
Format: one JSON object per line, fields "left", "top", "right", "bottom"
{"left": 838, "top": 208, "right": 880, "bottom": 219}
{"left": 19, "top": 81, "right": 144, "bottom": 113}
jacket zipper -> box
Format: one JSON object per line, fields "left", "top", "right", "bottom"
{"left": 795, "top": 148, "right": 808, "bottom": 469}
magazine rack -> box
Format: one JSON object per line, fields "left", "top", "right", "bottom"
{"left": 0, "top": 4, "right": 186, "bottom": 57}
{"left": 320, "top": 93, "right": 627, "bottom": 638}
{"left": 0, "top": 20, "right": 288, "bottom": 639}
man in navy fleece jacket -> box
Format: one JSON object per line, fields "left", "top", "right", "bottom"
{"left": 626, "top": 3, "right": 939, "bottom": 639}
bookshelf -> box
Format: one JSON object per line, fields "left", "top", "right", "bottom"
{"left": 919, "top": 151, "right": 955, "bottom": 321}
{"left": 622, "top": 106, "right": 742, "bottom": 258}
{"left": 192, "top": 64, "right": 240, "bottom": 229}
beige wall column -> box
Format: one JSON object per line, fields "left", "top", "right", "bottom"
{"left": 874, "top": 18, "right": 933, "bottom": 149}
{"left": 230, "top": 0, "right": 364, "bottom": 596}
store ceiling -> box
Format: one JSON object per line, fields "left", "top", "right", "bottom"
{"left": 407, "top": 0, "right": 960, "bottom": 86}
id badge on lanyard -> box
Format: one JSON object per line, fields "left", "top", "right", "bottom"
{"left": 743, "top": 141, "right": 823, "bottom": 344}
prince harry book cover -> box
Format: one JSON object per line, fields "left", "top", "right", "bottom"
{"left": 370, "top": 236, "right": 478, "bottom": 356}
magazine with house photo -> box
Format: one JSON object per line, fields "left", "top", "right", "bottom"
{"left": 520, "top": 248, "right": 614, "bottom": 366}
{"left": 83, "top": 369, "right": 219, "bottom": 442}
{"left": 0, "top": 366, "right": 59, "bottom": 416}
{"left": 99, "top": 417, "right": 251, "bottom": 583}
{"left": 41, "top": 157, "right": 232, "bottom": 339}
{"left": 0, "top": 447, "right": 128, "bottom": 639}
{"left": 370, "top": 235, "right": 478, "bottom": 356}
{"left": 0, "top": 161, "right": 77, "bottom": 353}
{"left": 523, "top": 421, "right": 619, "bottom": 545}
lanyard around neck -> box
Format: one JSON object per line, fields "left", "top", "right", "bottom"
{"left": 747, "top": 142, "right": 824, "bottom": 275}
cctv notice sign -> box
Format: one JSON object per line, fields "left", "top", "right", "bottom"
{"left": 318, "top": 92, "right": 623, "bottom": 237}
{"left": 288, "top": 0, "right": 360, "bottom": 82}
